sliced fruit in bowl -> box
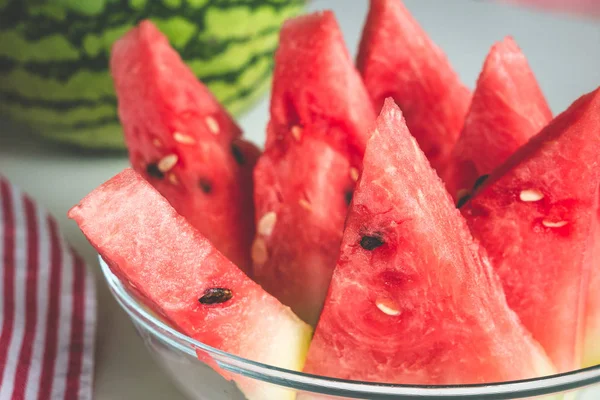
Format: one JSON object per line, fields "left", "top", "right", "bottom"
{"left": 67, "top": 0, "right": 600, "bottom": 397}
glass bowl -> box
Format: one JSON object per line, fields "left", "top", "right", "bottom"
{"left": 100, "top": 257, "right": 600, "bottom": 399}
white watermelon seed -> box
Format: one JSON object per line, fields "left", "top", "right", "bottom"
{"left": 350, "top": 167, "right": 360, "bottom": 182}
{"left": 158, "top": 154, "right": 178, "bottom": 172}
{"left": 168, "top": 173, "right": 179, "bottom": 185}
{"left": 251, "top": 238, "right": 268, "bottom": 264}
{"left": 206, "top": 116, "right": 220, "bottom": 134}
{"left": 299, "top": 199, "right": 312, "bottom": 211}
{"left": 258, "top": 212, "right": 277, "bottom": 236}
{"left": 173, "top": 132, "right": 196, "bottom": 145}
{"left": 291, "top": 125, "right": 302, "bottom": 141}
{"left": 542, "top": 220, "right": 568, "bottom": 228}
{"left": 519, "top": 189, "right": 544, "bottom": 202}
{"left": 376, "top": 299, "right": 401, "bottom": 316}
{"left": 152, "top": 138, "right": 162, "bottom": 148}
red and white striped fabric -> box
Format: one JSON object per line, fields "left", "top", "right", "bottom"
{"left": 0, "top": 177, "right": 96, "bottom": 400}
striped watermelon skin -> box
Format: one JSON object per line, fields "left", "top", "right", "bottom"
{"left": 0, "top": 0, "right": 303, "bottom": 149}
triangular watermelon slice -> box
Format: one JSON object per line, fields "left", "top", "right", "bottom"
{"left": 443, "top": 36, "right": 553, "bottom": 203}
{"left": 301, "top": 99, "right": 555, "bottom": 387}
{"left": 462, "top": 88, "right": 600, "bottom": 372}
{"left": 253, "top": 11, "right": 376, "bottom": 326}
{"left": 357, "top": 0, "right": 471, "bottom": 172}
{"left": 111, "top": 21, "right": 258, "bottom": 274}
{"left": 69, "top": 169, "right": 312, "bottom": 400}
{"left": 267, "top": 10, "right": 376, "bottom": 166}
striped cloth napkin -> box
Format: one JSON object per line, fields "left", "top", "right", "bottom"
{"left": 0, "top": 177, "right": 96, "bottom": 399}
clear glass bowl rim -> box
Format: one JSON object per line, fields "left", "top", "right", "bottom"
{"left": 100, "top": 256, "right": 600, "bottom": 399}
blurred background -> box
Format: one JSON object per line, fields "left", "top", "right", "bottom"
{"left": 0, "top": 0, "right": 599, "bottom": 398}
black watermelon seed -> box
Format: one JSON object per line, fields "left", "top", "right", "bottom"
{"left": 360, "top": 235, "right": 384, "bottom": 251}
{"left": 231, "top": 143, "right": 245, "bottom": 165}
{"left": 473, "top": 174, "right": 489, "bottom": 190}
{"left": 199, "top": 179, "right": 212, "bottom": 194}
{"left": 146, "top": 163, "right": 164, "bottom": 179}
{"left": 344, "top": 190, "right": 353, "bottom": 206}
{"left": 456, "top": 193, "right": 471, "bottom": 209}
{"left": 199, "top": 288, "right": 233, "bottom": 305}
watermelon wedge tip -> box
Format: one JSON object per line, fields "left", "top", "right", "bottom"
{"left": 357, "top": 0, "right": 471, "bottom": 172}
{"left": 267, "top": 10, "right": 376, "bottom": 166}
{"left": 443, "top": 36, "right": 552, "bottom": 202}
{"left": 111, "top": 20, "right": 258, "bottom": 274}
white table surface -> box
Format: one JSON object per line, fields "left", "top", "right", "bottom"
{"left": 1, "top": 1, "right": 599, "bottom": 398}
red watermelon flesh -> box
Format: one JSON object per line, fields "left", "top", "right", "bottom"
{"left": 268, "top": 11, "right": 376, "bottom": 166}
{"left": 253, "top": 135, "right": 354, "bottom": 326}
{"left": 68, "top": 169, "right": 312, "bottom": 400}
{"left": 462, "top": 88, "right": 600, "bottom": 372}
{"left": 443, "top": 36, "right": 553, "bottom": 202}
{"left": 584, "top": 225, "right": 600, "bottom": 367}
{"left": 357, "top": 0, "right": 471, "bottom": 172}
{"left": 111, "top": 20, "right": 257, "bottom": 274}
{"left": 301, "top": 99, "right": 555, "bottom": 387}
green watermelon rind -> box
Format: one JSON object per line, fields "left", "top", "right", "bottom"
{"left": 0, "top": 0, "right": 303, "bottom": 149}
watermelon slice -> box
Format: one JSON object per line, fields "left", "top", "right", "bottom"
{"left": 267, "top": 10, "right": 376, "bottom": 166}
{"left": 68, "top": 169, "right": 312, "bottom": 400}
{"left": 301, "top": 99, "right": 555, "bottom": 387}
{"left": 357, "top": 0, "right": 471, "bottom": 172}
{"left": 253, "top": 135, "right": 354, "bottom": 325}
{"left": 443, "top": 36, "right": 553, "bottom": 203}
{"left": 110, "top": 20, "right": 257, "bottom": 274}
{"left": 462, "top": 88, "right": 600, "bottom": 372}
{"left": 253, "top": 11, "right": 376, "bottom": 325}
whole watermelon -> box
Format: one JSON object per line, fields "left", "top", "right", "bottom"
{"left": 0, "top": 0, "right": 303, "bottom": 150}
